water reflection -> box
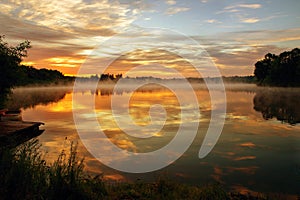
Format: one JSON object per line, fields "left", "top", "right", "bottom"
{"left": 5, "top": 84, "right": 300, "bottom": 197}
{"left": 5, "top": 87, "right": 72, "bottom": 110}
{"left": 253, "top": 89, "right": 300, "bottom": 125}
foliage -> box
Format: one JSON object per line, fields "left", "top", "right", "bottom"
{"left": 76, "top": 73, "right": 123, "bottom": 83}
{"left": 0, "top": 140, "right": 107, "bottom": 200}
{"left": 222, "top": 76, "right": 256, "bottom": 84}
{"left": 0, "top": 36, "right": 31, "bottom": 94}
{"left": 0, "top": 139, "right": 276, "bottom": 200}
{"left": 0, "top": 36, "right": 31, "bottom": 108}
{"left": 0, "top": 36, "right": 73, "bottom": 108}
{"left": 16, "top": 65, "right": 65, "bottom": 86}
{"left": 254, "top": 48, "right": 300, "bottom": 86}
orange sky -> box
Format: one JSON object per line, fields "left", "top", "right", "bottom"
{"left": 1, "top": 0, "right": 299, "bottom": 77}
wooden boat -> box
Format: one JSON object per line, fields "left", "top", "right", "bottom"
{"left": 0, "top": 109, "right": 44, "bottom": 148}
{"left": 0, "top": 110, "right": 22, "bottom": 121}
{"left": 0, "top": 121, "right": 44, "bottom": 149}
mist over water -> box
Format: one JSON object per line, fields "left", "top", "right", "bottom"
{"left": 6, "top": 83, "right": 300, "bottom": 196}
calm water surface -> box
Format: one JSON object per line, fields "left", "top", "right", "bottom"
{"left": 7, "top": 84, "right": 300, "bottom": 197}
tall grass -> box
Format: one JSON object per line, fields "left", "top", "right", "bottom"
{"left": 0, "top": 139, "right": 106, "bottom": 200}
{"left": 0, "top": 139, "right": 274, "bottom": 200}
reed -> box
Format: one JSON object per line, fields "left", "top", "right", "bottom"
{"left": 0, "top": 139, "right": 273, "bottom": 200}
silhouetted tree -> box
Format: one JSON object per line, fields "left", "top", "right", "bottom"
{"left": 99, "top": 73, "right": 123, "bottom": 81}
{"left": 253, "top": 48, "right": 300, "bottom": 86}
{"left": 0, "top": 36, "right": 31, "bottom": 108}
{"left": 15, "top": 65, "right": 64, "bottom": 85}
{"left": 115, "top": 74, "right": 123, "bottom": 80}
{"left": 0, "top": 36, "right": 31, "bottom": 94}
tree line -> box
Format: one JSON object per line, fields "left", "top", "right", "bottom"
{"left": 0, "top": 36, "right": 69, "bottom": 93}
{"left": 16, "top": 65, "right": 65, "bottom": 86}
{"left": 254, "top": 48, "right": 300, "bottom": 87}
{"left": 1, "top": 35, "right": 300, "bottom": 100}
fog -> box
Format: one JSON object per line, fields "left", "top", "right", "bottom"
{"left": 7, "top": 82, "right": 300, "bottom": 125}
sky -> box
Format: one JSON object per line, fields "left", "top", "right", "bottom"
{"left": 0, "top": 0, "right": 299, "bottom": 77}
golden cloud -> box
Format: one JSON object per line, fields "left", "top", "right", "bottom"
{"left": 101, "top": 49, "right": 201, "bottom": 78}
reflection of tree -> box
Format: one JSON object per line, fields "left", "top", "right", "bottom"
{"left": 0, "top": 94, "right": 8, "bottom": 109}
{"left": 94, "top": 83, "right": 172, "bottom": 97}
{"left": 253, "top": 90, "right": 300, "bottom": 125}
{"left": 5, "top": 88, "right": 70, "bottom": 110}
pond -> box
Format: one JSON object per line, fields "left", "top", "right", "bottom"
{"left": 6, "top": 83, "right": 300, "bottom": 197}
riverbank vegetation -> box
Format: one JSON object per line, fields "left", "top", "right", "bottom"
{"left": 0, "top": 139, "right": 280, "bottom": 200}
{"left": 254, "top": 48, "right": 300, "bottom": 87}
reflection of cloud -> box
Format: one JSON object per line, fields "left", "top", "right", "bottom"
{"left": 231, "top": 185, "right": 257, "bottom": 196}
{"left": 211, "top": 166, "right": 225, "bottom": 184}
{"left": 239, "top": 142, "right": 255, "bottom": 148}
{"left": 103, "top": 174, "right": 125, "bottom": 181}
{"left": 48, "top": 93, "right": 73, "bottom": 112}
{"left": 226, "top": 166, "right": 258, "bottom": 175}
{"left": 234, "top": 156, "right": 256, "bottom": 161}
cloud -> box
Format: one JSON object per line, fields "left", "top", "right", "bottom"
{"left": 2, "top": 0, "right": 298, "bottom": 78}
{"left": 205, "top": 19, "right": 220, "bottom": 24}
{"left": 82, "top": 49, "right": 201, "bottom": 78}
{"left": 207, "top": 44, "right": 287, "bottom": 75}
{"left": 224, "top": 4, "right": 262, "bottom": 10}
{"left": 240, "top": 18, "right": 260, "bottom": 23}
{"left": 218, "top": 3, "right": 262, "bottom": 14}
{"left": 0, "top": 13, "right": 72, "bottom": 42}
{"left": 65, "top": 26, "right": 220, "bottom": 78}
{"left": 24, "top": 25, "right": 300, "bottom": 77}
{"left": 0, "top": 0, "right": 137, "bottom": 36}
{"left": 165, "top": 0, "right": 176, "bottom": 5}
{"left": 217, "top": 28, "right": 300, "bottom": 45}
{"left": 191, "top": 28, "right": 300, "bottom": 76}
{"left": 0, "top": 0, "right": 156, "bottom": 73}
{"left": 165, "top": 7, "right": 190, "bottom": 15}
{"left": 216, "top": 4, "right": 262, "bottom": 24}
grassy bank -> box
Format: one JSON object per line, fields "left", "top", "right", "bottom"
{"left": 0, "top": 140, "right": 275, "bottom": 200}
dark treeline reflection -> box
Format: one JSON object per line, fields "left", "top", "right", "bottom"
{"left": 253, "top": 89, "right": 300, "bottom": 125}
{"left": 7, "top": 85, "right": 300, "bottom": 126}
{"left": 5, "top": 87, "right": 71, "bottom": 110}
{"left": 5, "top": 85, "right": 173, "bottom": 110}
{"left": 92, "top": 88, "right": 167, "bottom": 96}
{"left": 91, "top": 84, "right": 179, "bottom": 96}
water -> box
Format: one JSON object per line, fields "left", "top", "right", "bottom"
{"left": 6, "top": 84, "right": 300, "bottom": 197}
